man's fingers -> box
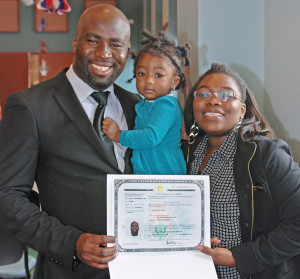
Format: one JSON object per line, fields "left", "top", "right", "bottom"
{"left": 94, "top": 246, "right": 117, "bottom": 257}
{"left": 98, "top": 235, "right": 116, "bottom": 245}
{"left": 76, "top": 233, "right": 117, "bottom": 267}
{"left": 88, "top": 246, "right": 117, "bottom": 264}
{"left": 79, "top": 245, "right": 117, "bottom": 268}
{"left": 87, "top": 262, "right": 109, "bottom": 270}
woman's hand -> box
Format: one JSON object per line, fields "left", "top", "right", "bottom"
{"left": 197, "top": 238, "right": 236, "bottom": 267}
{"left": 211, "top": 237, "right": 221, "bottom": 246}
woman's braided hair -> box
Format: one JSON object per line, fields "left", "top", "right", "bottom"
{"left": 129, "top": 29, "right": 191, "bottom": 90}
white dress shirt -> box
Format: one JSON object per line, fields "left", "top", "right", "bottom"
{"left": 66, "top": 65, "right": 128, "bottom": 172}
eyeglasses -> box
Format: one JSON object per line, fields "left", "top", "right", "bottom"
{"left": 194, "top": 90, "right": 243, "bottom": 102}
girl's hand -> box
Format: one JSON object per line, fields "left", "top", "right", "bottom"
{"left": 197, "top": 237, "right": 236, "bottom": 267}
{"left": 102, "top": 117, "right": 121, "bottom": 142}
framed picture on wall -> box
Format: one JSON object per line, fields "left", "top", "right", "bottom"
{"left": 84, "top": 0, "right": 117, "bottom": 10}
{"left": 0, "top": 0, "right": 19, "bottom": 32}
{"left": 35, "top": 6, "right": 68, "bottom": 32}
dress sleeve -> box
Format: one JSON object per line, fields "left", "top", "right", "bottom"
{"left": 120, "top": 97, "right": 181, "bottom": 149}
{"left": 231, "top": 139, "right": 300, "bottom": 278}
{"left": 0, "top": 93, "right": 83, "bottom": 269}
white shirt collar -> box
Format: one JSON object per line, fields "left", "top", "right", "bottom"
{"left": 66, "top": 64, "right": 114, "bottom": 101}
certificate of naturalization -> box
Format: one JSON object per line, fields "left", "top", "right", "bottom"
{"left": 107, "top": 175, "right": 217, "bottom": 279}
{"left": 107, "top": 175, "right": 208, "bottom": 252}
{"left": 108, "top": 175, "right": 209, "bottom": 252}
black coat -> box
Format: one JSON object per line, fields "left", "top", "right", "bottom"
{"left": 183, "top": 135, "right": 300, "bottom": 279}
{"left": 0, "top": 69, "right": 140, "bottom": 279}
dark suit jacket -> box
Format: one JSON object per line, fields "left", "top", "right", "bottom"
{"left": 0, "top": 69, "right": 141, "bottom": 279}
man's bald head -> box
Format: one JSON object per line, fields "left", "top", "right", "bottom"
{"left": 77, "top": 4, "right": 130, "bottom": 39}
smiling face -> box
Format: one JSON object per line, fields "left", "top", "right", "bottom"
{"left": 72, "top": 6, "right": 130, "bottom": 91}
{"left": 131, "top": 221, "right": 139, "bottom": 236}
{"left": 193, "top": 73, "right": 246, "bottom": 140}
{"left": 135, "top": 53, "right": 180, "bottom": 100}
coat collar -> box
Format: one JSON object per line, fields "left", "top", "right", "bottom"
{"left": 52, "top": 70, "right": 120, "bottom": 170}
{"left": 234, "top": 137, "right": 257, "bottom": 242}
{"left": 114, "top": 83, "right": 138, "bottom": 130}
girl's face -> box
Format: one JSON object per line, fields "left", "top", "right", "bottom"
{"left": 193, "top": 73, "right": 246, "bottom": 139}
{"left": 135, "top": 53, "right": 180, "bottom": 100}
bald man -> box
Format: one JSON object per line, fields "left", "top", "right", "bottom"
{"left": 0, "top": 5, "right": 140, "bottom": 279}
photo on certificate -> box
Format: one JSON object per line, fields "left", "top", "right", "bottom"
{"left": 107, "top": 175, "right": 210, "bottom": 253}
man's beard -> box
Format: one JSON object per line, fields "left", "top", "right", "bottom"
{"left": 87, "top": 69, "right": 115, "bottom": 90}
{"left": 131, "top": 230, "right": 138, "bottom": 236}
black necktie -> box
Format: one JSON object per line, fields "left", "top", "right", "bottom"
{"left": 91, "top": 91, "right": 114, "bottom": 152}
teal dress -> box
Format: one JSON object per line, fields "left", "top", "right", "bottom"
{"left": 120, "top": 95, "right": 187, "bottom": 175}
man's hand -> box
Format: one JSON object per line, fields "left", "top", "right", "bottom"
{"left": 76, "top": 233, "right": 117, "bottom": 269}
{"left": 102, "top": 117, "right": 121, "bottom": 142}
{"left": 196, "top": 237, "right": 236, "bottom": 267}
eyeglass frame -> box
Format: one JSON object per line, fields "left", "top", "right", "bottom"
{"left": 193, "top": 90, "right": 244, "bottom": 102}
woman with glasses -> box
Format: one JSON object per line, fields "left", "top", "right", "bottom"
{"left": 182, "top": 63, "right": 300, "bottom": 279}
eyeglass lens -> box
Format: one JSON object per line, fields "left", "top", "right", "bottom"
{"left": 194, "top": 91, "right": 235, "bottom": 101}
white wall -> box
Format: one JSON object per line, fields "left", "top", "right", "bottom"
{"left": 177, "top": 0, "right": 199, "bottom": 104}
{"left": 264, "top": 0, "right": 300, "bottom": 163}
{"left": 178, "top": 0, "right": 264, "bottom": 105}
{"left": 197, "top": 0, "right": 265, "bottom": 107}
{"left": 177, "top": 0, "right": 199, "bottom": 84}
{"left": 177, "top": 0, "right": 300, "bottom": 163}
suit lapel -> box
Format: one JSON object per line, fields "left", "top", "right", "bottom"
{"left": 114, "top": 84, "right": 137, "bottom": 129}
{"left": 52, "top": 72, "right": 119, "bottom": 170}
{"left": 114, "top": 84, "right": 141, "bottom": 174}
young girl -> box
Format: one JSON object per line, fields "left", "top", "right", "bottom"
{"left": 102, "top": 30, "right": 190, "bottom": 175}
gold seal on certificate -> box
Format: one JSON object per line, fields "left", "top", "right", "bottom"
{"left": 107, "top": 175, "right": 210, "bottom": 253}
